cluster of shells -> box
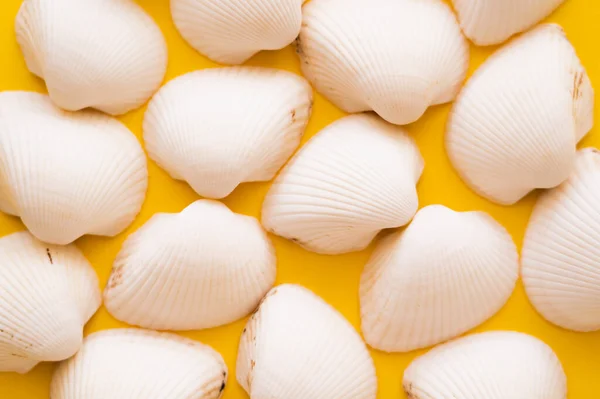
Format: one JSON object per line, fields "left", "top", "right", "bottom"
{"left": 0, "top": 0, "right": 594, "bottom": 397}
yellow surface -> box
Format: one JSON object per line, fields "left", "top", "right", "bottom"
{"left": 1, "top": 0, "right": 600, "bottom": 397}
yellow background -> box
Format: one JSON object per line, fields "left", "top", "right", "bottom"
{"left": 1, "top": 0, "right": 599, "bottom": 397}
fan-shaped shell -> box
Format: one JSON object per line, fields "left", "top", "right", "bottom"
{"left": 403, "top": 331, "right": 567, "bottom": 399}
{"left": 16, "top": 0, "right": 167, "bottom": 115}
{"left": 144, "top": 67, "right": 312, "bottom": 199}
{"left": 447, "top": 24, "right": 594, "bottom": 205}
{"left": 360, "top": 205, "right": 519, "bottom": 352}
{"left": 104, "top": 200, "right": 276, "bottom": 331}
{"left": 0, "top": 231, "right": 100, "bottom": 373}
{"left": 452, "top": 0, "right": 566, "bottom": 45}
{"left": 298, "top": 0, "right": 468, "bottom": 125}
{"left": 262, "top": 113, "right": 424, "bottom": 255}
{"left": 262, "top": 114, "right": 423, "bottom": 254}
{"left": 237, "top": 284, "right": 377, "bottom": 399}
{"left": 171, "top": 0, "right": 304, "bottom": 65}
{"left": 0, "top": 92, "right": 148, "bottom": 245}
{"left": 522, "top": 148, "right": 600, "bottom": 331}
{"left": 50, "top": 329, "right": 227, "bottom": 398}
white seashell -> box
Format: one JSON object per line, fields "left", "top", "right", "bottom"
{"left": 104, "top": 200, "right": 276, "bottom": 331}
{"left": 171, "top": 0, "right": 304, "bottom": 65}
{"left": 262, "top": 113, "right": 424, "bottom": 255}
{"left": 16, "top": 0, "right": 167, "bottom": 115}
{"left": 403, "top": 331, "right": 567, "bottom": 399}
{"left": 452, "top": 0, "right": 566, "bottom": 45}
{"left": 50, "top": 329, "right": 227, "bottom": 398}
{"left": 446, "top": 24, "right": 594, "bottom": 205}
{"left": 237, "top": 284, "right": 377, "bottom": 399}
{"left": 522, "top": 148, "right": 600, "bottom": 331}
{"left": 298, "top": 0, "right": 469, "bottom": 125}
{"left": 144, "top": 67, "right": 312, "bottom": 199}
{"left": 0, "top": 231, "right": 100, "bottom": 374}
{"left": 0, "top": 92, "right": 148, "bottom": 245}
{"left": 360, "top": 205, "right": 519, "bottom": 352}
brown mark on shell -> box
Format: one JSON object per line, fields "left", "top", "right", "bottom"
{"left": 404, "top": 382, "right": 419, "bottom": 399}
{"left": 288, "top": 236, "right": 309, "bottom": 247}
{"left": 194, "top": 378, "right": 223, "bottom": 398}
{"left": 294, "top": 35, "right": 310, "bottom": 67}
{"left": 572, "top": 69, "right": 585, "bottom": 101}
{"left": 46, "top": 248, "right": 53, "bottom": 264}
{"left": 294, "top": 36, "right": 302, "bottom": 56}
{"left": 107, "top": 264, "right": 125, "bottom": 290}
{"left": 1, "top": 328, "right": 31, "bottom": 348}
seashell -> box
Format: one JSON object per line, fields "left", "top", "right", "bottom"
{"left": 0, "top": 231, "right": 100, "bottom": 374}
{"left": 144, "top": 67, "right": 312, "bottom": 199}
{"left": 237, "top": 284, "right": 377, "bottom": 399}
{"left": 50, "top": 329, "right": 227, "bottom": 398}
{"left": 104, "top": 200, "right": 276, "bottom": 331}
{"left": 446, "top": 24, "right": 594, "bottom": 205}
{"left": 360, "top": 205, "right": 519, "bottom": 353}
{"left": 16, "top": 0, "right": 167, "bottom": 115}
{"left": 0, "top": 91, "right": 148, "bottom": 245}
{"left": 452, "top": 0, "right": 566, "bottom": 45}
{"left": 262, "top": 113, "right": 424, "bottom": 255}
{"left": 522, "top": 148, "right": 600, "bottom": 331}
{"left": 403, "top": 331, "right": 567, "bottom": 399}
{"left": 298, "top": 0, "right": 469, "bottom": 125}
{"left": 171, "top": 0, "right": 304, "bottom": 65}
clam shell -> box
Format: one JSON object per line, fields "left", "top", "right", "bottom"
{"left": 403, "top": 331, "right": 567, "bottom": 399}
{"left": 50, "top": 329, "right": 227, "bottom": 398}
{"left": 16, "top": 0, "right": 167, "bottom": 115}
{"left": 0, "top": 92, "right": 148, "bottom": 245}
{"left": 298, "top": 0, "right": 469, "bottom": 125}
{"left": 104, "top": 200, "right": 276, "bottom": 331}
{"left": 171, "top": 0, "right": 304, "bottom": 65}
{"left": 360, "top": 205, "right": 519, "bottom": 352}
{"left": 452, "top": 0, "right": 566, "bottom": 45}
{"left": 447, "top": 24, "right": 594, "bottom": 205}
{"left": 0, "top": 231, "right": 100, "bottom": 373}
{"left": 144, "top": 67, "right": 312, "bottom": 199}
{"left": 237, "top": 284, "right": 377, "bottom": 399}
{"left": 262, "top": 113, "right": 424, "bottom": 255}
{"left": 522, "top": 148, "right": 600, "bottom": 331}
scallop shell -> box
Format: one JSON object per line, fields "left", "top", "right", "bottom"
{"left": 0, "top": 231, "right": 100, "bottom": 374}
{"left": 522, "top": 148, "right": 600, "bottom": 331}
{"left": 360, "top": 205, "right": 519, "bottom": 353}
{"left": 298, "top": 0, "right": 469, "bottom": 125}
{"left": 403, "top": 331, "right": 567, "bottom": 399}
{"left": 262, "top": 114, "right": 423, "bottom": 255}
{"left": 452, "top": 0, "right": 566, "bottom": 45}
{"left": 447, "top": 24, "right": 594, "bottom": 205}
{"left": 50, "top": 329, "right": 227, "bottom": 398}
{"left": 237, "top": 284, "right": 377, "bottom": 399}
{"left": 144, "top": 67, "right": 312, "bottom": 199}
{"left": 171, "top": 0, "right": 304, "bottom": 65}
{"left": 104, "top": 200, "right": 276, "bottom": 331}
{"left": 16, "top": 0, "right": 167, "bottom": 115}
{"left": 0, "top": 92, "right": 148, "bottom": 245}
